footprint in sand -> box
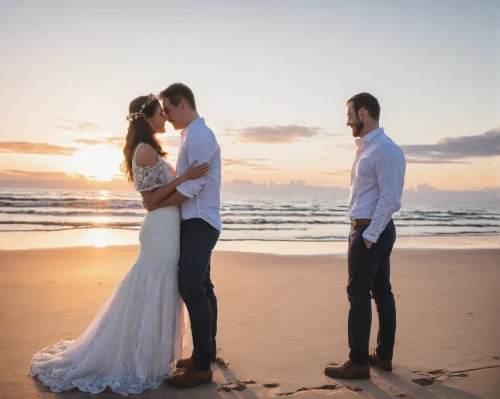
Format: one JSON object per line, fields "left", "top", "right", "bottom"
{"left": 277, "top": 384, "right": 359, "bottom": 396}
{"left": 263, "top": 383, "right": 280, "bottom": 388}
{"left": 412, "top": 369, "right": 449, "bottom": 386}
{"left": 412, "top": 377, "right": 435, "bottom": 387}
{"left": 345, "top": 385, "right": 363, "bottom": 392}
{"left": 218, "top": 381, "right": 360, "bottom": 396}
{"left": 412, "top": 368, "right": 471, "bottom": 387}
{"left": 428, "top": 369, "right": 446, "bottom": 376}
{"left": 217, "top": 380, "right": 257, "bottom": 393}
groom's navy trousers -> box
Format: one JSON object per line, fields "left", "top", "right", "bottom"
{"left": 178, "top": 218, "right": 220, "bottom": 371}
{"left": 347, "top": 219, "right": 397, "bottom": 366}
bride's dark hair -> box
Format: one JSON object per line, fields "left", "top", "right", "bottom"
{"left": 121, "top": 95, "right": 167, "bottom": 183}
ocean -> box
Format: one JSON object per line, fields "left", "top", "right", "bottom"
{"left": 1, "top": 188, "right": 499, "bottom": 250}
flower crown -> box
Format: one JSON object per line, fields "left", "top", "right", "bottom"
{"left": 126, "top": 94, "right": 158, "bottom": 122}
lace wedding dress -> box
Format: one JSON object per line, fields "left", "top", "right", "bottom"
{"left": 30, "top": 143, "right": 185, "bottom": 395}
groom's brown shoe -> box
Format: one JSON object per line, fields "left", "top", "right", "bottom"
{"left": 324, "top": 359, "right": 370, "bottom": 379}
{"left": 175, "top": 356, "right": 217, "bottom": 369}
{"left": 168, "top": 368, "right": 213, "bottom": 388}
{"left": 369, "top": 351, "right": 393, "bottom": 371}
{"left": 175, "top": 357, "right": 194, "bottom": 369}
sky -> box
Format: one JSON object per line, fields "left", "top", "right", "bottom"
{"left": 0, "top": 0, "right": 499, "bottom": 202}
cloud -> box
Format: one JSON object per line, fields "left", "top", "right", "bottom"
{"left": 74, "top": 136, "right": 180, "bottom": 152}
{"left": 250, "top": 166, "right": 280, "bottom": 171}
{"left": 230, "top": 125, "right": 325, "bottom": 143}
{"left": 223, "top": 158, "right": 279, "bottom": 171}
{"left": 0, "top": 169, "right": 130, "bottom": 190}
{"left": 402, "top": 184, "right": 500, "bottom": 205}
{"left": 223, "top": 158, "right": 270, "bottom": 167}
{"left": 75, "top": 137, "right": 124, "bottom": 146}
{"left": 222, "top": 179, "right": 349, "bottom": 198}
{"left": 321, "top": 169, "right": 351, "bottom": 175}
{"left": 57, "top": 118, "right": 99, "bottom": 131}
{"left": 405, "top": 158, "right": 470, "bottom": 164}
{"left": 1, "top": 169, "right": 499, "bottom": 205}
{"left": 401, "top": 127, "right": 500, "bottom": 161}
{"left": 220, "top": 179, "right": 500, "bottom": 205}
{"left": 0, "top": 141, "right": 78, "bottom": 155}
{"left": 0, "top": 169, "right": 86, "bottom": 180}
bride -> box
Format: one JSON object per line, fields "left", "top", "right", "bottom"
{"left": 30, "top": 94, "right": 209, "bottom": 395}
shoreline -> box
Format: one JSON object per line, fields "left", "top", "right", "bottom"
{"left": 0, "top": 229, "right": 498, "bottom": 254}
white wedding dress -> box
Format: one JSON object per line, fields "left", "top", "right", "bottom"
{"left": 30, "top": 143, "right": 185, "bottom": 395}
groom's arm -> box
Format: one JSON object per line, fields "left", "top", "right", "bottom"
{"left": 144, "top": 129, "right": 217, "bottom": 211}
{"left": 176, "top": 133, "right": 218, "bottom": 198}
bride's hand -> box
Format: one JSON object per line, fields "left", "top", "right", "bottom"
{"left": 181, "top": 160, "right": 210, "bottom": 182}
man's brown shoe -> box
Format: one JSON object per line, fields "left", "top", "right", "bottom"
{"left": 168, "top": 368, "right": 213, "bottom": 388}
{"left": 175, "top": 357, "right": 194, "bottom": 369}
{"left": 324, "top": 359, "right": 370, "bottom": 379}
{"left": 175, "top": 356, "right": 217, "bottom": 369}
{"left": 369, "top": 352, "right": 392, "bottom": 371}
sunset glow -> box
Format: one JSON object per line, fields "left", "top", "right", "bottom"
{"left": 72, "top": 146, "right": 123, "bottom": 182}
{"left": 0, "top": 1, "right": 498, "bottom": 200}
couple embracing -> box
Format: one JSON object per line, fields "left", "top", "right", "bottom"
{"left": 30, "top": 83, "right": 221, "bottom": 393}
{"left": 30, "top": 87, "right": 406, "bottom": 395}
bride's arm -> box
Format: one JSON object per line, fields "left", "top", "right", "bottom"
{"left": 136, "top": 145, "right": 208, "bottom": 207}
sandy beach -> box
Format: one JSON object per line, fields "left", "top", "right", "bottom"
{"left": 1, "top": 245, "right": 499, "bottom": 399}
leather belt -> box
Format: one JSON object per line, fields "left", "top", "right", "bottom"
{"left": 351, "top": 218, "right": 371, "bottom": 227}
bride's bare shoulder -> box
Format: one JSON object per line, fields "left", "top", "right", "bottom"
{"left": 135, "top": 144, "right": 158, "bottom": 168}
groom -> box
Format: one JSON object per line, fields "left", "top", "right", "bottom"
{"left": 148, "top": 83, "right": 222, "bottom": 388}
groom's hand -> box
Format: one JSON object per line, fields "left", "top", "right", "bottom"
{"left": 363, "top": 238, "right": 373, "bottom": 249}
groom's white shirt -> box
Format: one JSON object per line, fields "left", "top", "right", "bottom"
{"left": 347, "top": 127, "right": 406, "bottom": 243}
{"left": 175, "top": 117, "right": 222, "bottom": 231}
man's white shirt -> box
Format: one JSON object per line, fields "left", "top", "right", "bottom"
{"left": 347, "top": 127, "right": 406, "bottom": 243}
{"left": 175, "top": 118, "right": 222, "bottom": 231}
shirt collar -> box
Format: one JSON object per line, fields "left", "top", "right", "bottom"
{"left": 181, "top": 117, "right": 205, "bottom": 138}
{"left": 363, "top": 127, "right": 383, "bottom": 142}
{"left": 355, "top": 127, "right": 384, "bottom": 148}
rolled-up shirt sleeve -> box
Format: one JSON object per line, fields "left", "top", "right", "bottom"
{"left": 363, "top": 145, "right": 406, "bottom": 243}
{"left": 176, "top": 134, "right": 218, "bottom": 199}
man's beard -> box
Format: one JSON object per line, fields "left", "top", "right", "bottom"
{"left": 352, "top": 120, "right": 364, "bottom": 137}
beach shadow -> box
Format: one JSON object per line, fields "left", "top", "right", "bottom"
{"left": 30, "top": 374, "right": 225, "bottom": 399}
{"left": 373, "top": 368, "right": 481, "bottom": 399}
{"left": 214, "top": 365, "right": 263, "bottom": 399}
{"left": 31, "top": 377, "right": 98, "bottom": 399}
{"left": 319, "top": 366, "right": 482, "bottom": 399}
{"left": 342, "top": 380, "right": 394, "bottom": 399}
{"left": 30, "top": 361, "right": 260, "bottom": 399}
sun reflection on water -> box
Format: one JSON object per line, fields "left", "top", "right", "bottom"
{"left": 88, "top": 215, "right": 110, "bottom": 225}
{"left": 84, "top": 228, "right": 113, "bottom": 247}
